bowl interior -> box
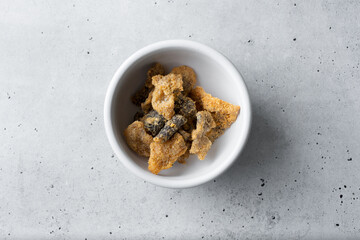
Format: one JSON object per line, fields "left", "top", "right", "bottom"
{"left": 110, "top": 45, "right": 250, "bottom": 183}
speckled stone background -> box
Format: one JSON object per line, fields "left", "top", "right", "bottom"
{"left": 1, "top": 0, "right": 360, "bottom": 239}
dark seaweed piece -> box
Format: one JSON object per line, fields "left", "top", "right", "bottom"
{"left": 179, "top": 129, "right": 191, "bottom": 142}
{"left": 133, "top": 111, "right": 144, "bottom": 121}
{"left": 154, "top": 115, "right": 187, "bottom": 142}
{"left": 143, "top": 110, "right": 166, "bottom": 136}
{"left": 182, "top": 117, "right": 196, "bottom": 132}
{"left": 174, "top": 94, "right": 197, "bottom": 118}
{"left": 131, "top": 86, "right": 151, "bottom": 106}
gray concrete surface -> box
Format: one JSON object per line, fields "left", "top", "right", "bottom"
{"left": 1, "top": 0, "right": 360, "bottom": 239}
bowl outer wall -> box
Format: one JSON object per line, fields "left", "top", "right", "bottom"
{"left": 104, "top": 40, "right": 252, "bottom": 188}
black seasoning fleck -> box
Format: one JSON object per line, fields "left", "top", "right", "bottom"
{"left": 165, "top": 215, "right": 168, "bottom": 217}
{"left": 223, "top": 209, "right": 225, "bottom": 212}
{"left": 335, "top": 223, "right": 339, "bottom": 227}
{"left": 347, "top": 158, "right": 352, "bottom": 161}
{"left": 340, "top": 194, "right": 343, "bottom": 198}
{"left": 293, "top": 38, "right": 297, "bottom": 41}
{"left": 260, "top": 178, "right": 265, "bottom": 187}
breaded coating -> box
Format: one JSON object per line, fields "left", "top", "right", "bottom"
{"left": 151, "top": 90, "right": 175, "bottom": 120}
{"left": 145, "top": 63, "right": 166, "bottom": 88}
{"left": 171, "top": 66, "right": 196, "bottom": 95}
{"left": 148, "top": 133, "right": 187, "bottom": 174}
{"left": 141, "top": 89, "right": 153, "bottom": 114}
{"left": 190, "top": 86, "right": 240, "bottom": 141}
{"left": 151, "top": 73, "right": 183, "bottom": 120}
{"left": 190, "top": 111, "right": 216, "bottom": 160}
{"left": 177, "top": 147, "right": 190, "bottom": 164}
{"left": 154, "top": 115, "right": 187, "bottom": 142}
{"left": 152, "top": 73, "right": 183, "bottom": 95}
{"left": 143, "top": 110, "right": 166, "bottom": 137}
{"left": 177, "top": 129, "right": 192, "bottom": 164}
{"left": 124, "top": 121, "right": 153, "bottom": 157}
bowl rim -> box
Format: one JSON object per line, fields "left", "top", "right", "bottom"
{"left": 104, "top": 39, "right": 252, "bottom": 188}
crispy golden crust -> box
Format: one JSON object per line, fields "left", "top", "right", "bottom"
{"left": 145, "top": 63, "right": 166, "bottom": 88}
{"left": 190, "top": 87, "right": 240, "bottom": 142}
{"left": 190, "top": 111, "right": 216, "bottom": 160}
{"left": 151, "top": 89, "right": 175, "bottom": 120}
{"left": 152, "top": 73, "right": 183, "bottom": 95}
{"left": 177, "top": 147, "right": 190, "bottom": 164}
{"left": 171, "top": 66, "right": 196, "bottom": 95}
{"left": 151, "top": 74, "right": 183, "bottom": 120}
{"left": 124, "top": 121, "right": 153, "bottom": 157}
{"left": 148, "top": 133, "right": 187, "bottom": 174}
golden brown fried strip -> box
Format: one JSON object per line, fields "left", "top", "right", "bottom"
{"left": 190, "top": 111, "right": 216, "bottom": 160}
{"left": 171, "top": 66, "right": 196, "bottom": 95}
{"left": 148, "top": 133, "right": 187, "bottom": 174}
{"left": 190, "top": 87, "right": 240, "bottom": 141}
{"left": 151, "top": 73, "right": 183, "bottom": 120}
{"left": 124, "top": 121, "right": 153, "bottom": 157}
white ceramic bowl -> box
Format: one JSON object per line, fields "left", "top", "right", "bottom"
{"left": 104, "top": 40, "right": 251, "bottom": 188}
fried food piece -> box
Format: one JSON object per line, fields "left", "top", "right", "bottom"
{"left": 143, "top": 110, "right": 166, "bottom": 137}
{"left": 133, "top": 111, "right": 144, "bottom": 121}
{"left": 131, "top": 86, "right": 152, "bottom": 106}
{"left": 154, "top": 115, "right": 187, "bottom": 142}
{"left": 124, "top": 121, "right": 153, "bottom": 157}
{"left": 148, "top": 133, "right": 187, "bottom": 174}
{"left": 151, "top": 73, "right": 183, "bottom": 120}
{"left": 182, "top": 117, "right": 196, "bottom": 133}
{"left": 141, "top": 89, "right": 153, "bottom": 114}
{"left": 177, "top": 148, "right": 190, "bottom": 164}
{"left": 175, "top": 94, "right": 197, "bottom": 118}
{"left": 190, "top": 111, "right": 216, "bottom": 160}
{"left": 152, "top": 73, "right": 183, "bottom": 95}
{"left": 145, "top": 63, "right": 166, "bottom": 88}
{"left": 206, "top": 125, "right": 225, "bottom": 142}
{"left": 171, "top": 66, "right": 196, "bottom": 95}
{"left": 179, "top": 129, "right": 191, "bottom": 142}
{"left": 131, "top": 63, "right": 165, "bottom": 106}
{"left": 190, "top": 87, "right": 240, "bottom": 142}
